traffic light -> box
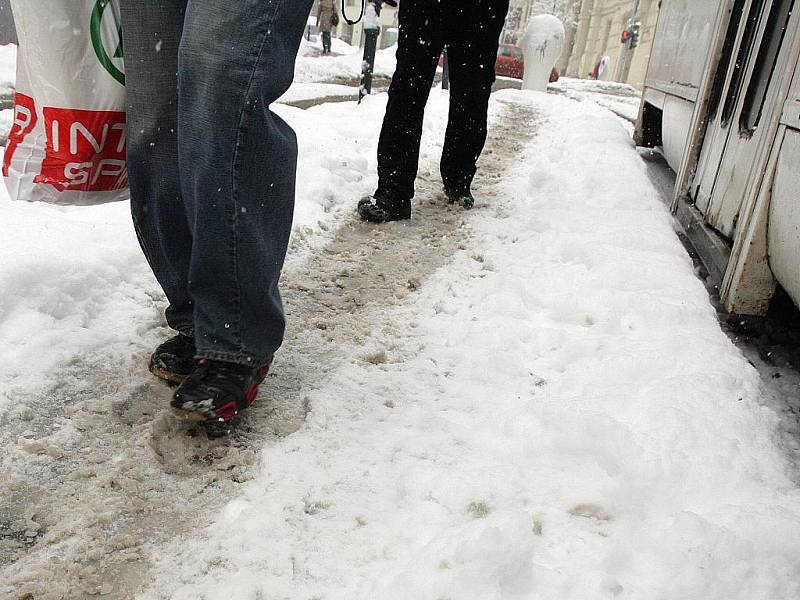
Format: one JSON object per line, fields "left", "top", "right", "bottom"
{"left": 620, "top": 21, "right": 641, "bottom": 49}
{"left": 629, "top": 21, "right": 641, "bottom": 49}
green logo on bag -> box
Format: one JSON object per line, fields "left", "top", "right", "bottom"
{"left": 91, "top": 0, "right": 125, "bottom": 86}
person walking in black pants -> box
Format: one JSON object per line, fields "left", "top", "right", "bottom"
{"left": 359, "top": 0, "right": 510, "bottom": 222}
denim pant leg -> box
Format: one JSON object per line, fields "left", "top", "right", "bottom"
{"left": 120, "top": 1, "right": 195, "bottom": 336}
{"left": 178, "top": 0, "right": 313, "bottom": 366}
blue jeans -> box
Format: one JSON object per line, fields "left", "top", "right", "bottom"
{"left": 120, "top": 0, "right": 313, "bottom": 366}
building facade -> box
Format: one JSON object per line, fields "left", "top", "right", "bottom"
{"left": 566, "top": 0, "right": 660, "bottom": 87}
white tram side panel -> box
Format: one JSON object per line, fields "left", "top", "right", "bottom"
{"left": 767, "top": 53, "right": 800, "bottom": 308}
{"left": 639, "top": 0, "right": 723, "bottom": 172}
{"left": 639, "top": 0, "right": 800, "bottom": 314}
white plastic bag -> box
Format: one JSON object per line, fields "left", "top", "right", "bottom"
{"left": 3, "top": 0, "right": 128, "bottom": 205}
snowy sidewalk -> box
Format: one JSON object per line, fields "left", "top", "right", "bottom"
{"left": 135, "top": 91, "right": 800, "bottom": 599}
{"left": 2, "top": 90, "right": 472, "bottom": 597}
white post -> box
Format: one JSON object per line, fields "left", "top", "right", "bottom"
{"left": 521, "top": 14, "right": 566, "bottom": 92}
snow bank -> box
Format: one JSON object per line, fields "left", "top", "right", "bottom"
{"left": 551, "top": 76, "right": 642, "bottom": 123}
{"left": 551, "top": 76, "right": 640, "bottom": 98}
{"left": 139, "top": 92, "right": 800, "bottom": 600}
{"left": 0, "top": 188, "right": 160, "bottom": 411}
{"left": 277, "top": 82, "right": 358, "bottom": 105}
{"left": 295, "top": 37, "right": 397, "bottom": 83}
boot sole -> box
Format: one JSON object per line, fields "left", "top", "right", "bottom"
{"left": 148, "top": 355, "right": 191, "bottom": 385}
{"left": 170, "top": 407, "right": 212, "bottom": 422}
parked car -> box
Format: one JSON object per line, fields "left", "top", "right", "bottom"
{"left": 495, "top": 44, "right": 524, "bottom": 79}
{"left": 438, "top": 44, "right": 525, "bottom": 80}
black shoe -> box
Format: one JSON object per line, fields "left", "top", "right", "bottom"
{"left": 444, "top": 188, "right": 475, "bottom": 209}
{"left": 148, "top": 334, "right": 196, "bottom": 384}
{"left": 171, "top": 359, "right": 271, "bottom": 422}
{"left": 358, "top": 190, "right": 411, "bottom": 223}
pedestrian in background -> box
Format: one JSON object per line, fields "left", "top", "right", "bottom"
{"left": 317, "top": 0, "right": 338, "bottom": 55}
{"left": 358, "top": 0, "right": 510, "bottom": 222}
{"left": 120, "top": 1, "right": 314, "bottom": 422}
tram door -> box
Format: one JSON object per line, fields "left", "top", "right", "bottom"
{"left": 692, "top": 0, "right": 796, "bottom": 239}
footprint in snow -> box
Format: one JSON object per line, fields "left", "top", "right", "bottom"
{"left": 569, "top": 503, "right": 613, "bottom": 521}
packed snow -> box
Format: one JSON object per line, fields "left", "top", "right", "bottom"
{"left": 136, "top": 92, "right": 800, "bottom": 599}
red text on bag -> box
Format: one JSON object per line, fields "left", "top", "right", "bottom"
{"left": 35, "top": 108, "right": 127, "bottom": 192}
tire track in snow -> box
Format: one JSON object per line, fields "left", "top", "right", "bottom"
{"left": 0, "top": 99, "right": 538, "bottom": 600}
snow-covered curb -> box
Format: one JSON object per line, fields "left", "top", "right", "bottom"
{"left": 277, "top": 82, "right": 358, "bottom": 105}
{"left": 138, "top": 91, "right": 800, "bottom": 599}
{"left": 550, "top": 77, "right": 642, "bottom": 129}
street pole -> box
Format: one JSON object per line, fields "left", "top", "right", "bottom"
{"left": 359, "top": 0, "right": 382, "bottom": 103}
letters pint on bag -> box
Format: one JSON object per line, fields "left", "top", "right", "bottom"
{"left": 4, "top": 0, "right": 128, "bottom": 205}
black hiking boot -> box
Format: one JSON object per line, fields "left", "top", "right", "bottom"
{"left": 444, "top": 188, "right": 475, "bottom": 210}
{"left": 358, "top": 189, "right": 411, "bottom": 223}
{"left": 171, "top": 359, "right": 271, "bottom": 422}
{"left": 148, "top": 333, "right": 196, "bottom": 385}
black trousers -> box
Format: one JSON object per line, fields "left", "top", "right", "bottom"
{"left": 377, "top": 0, "right": 509, "bottom": 200}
